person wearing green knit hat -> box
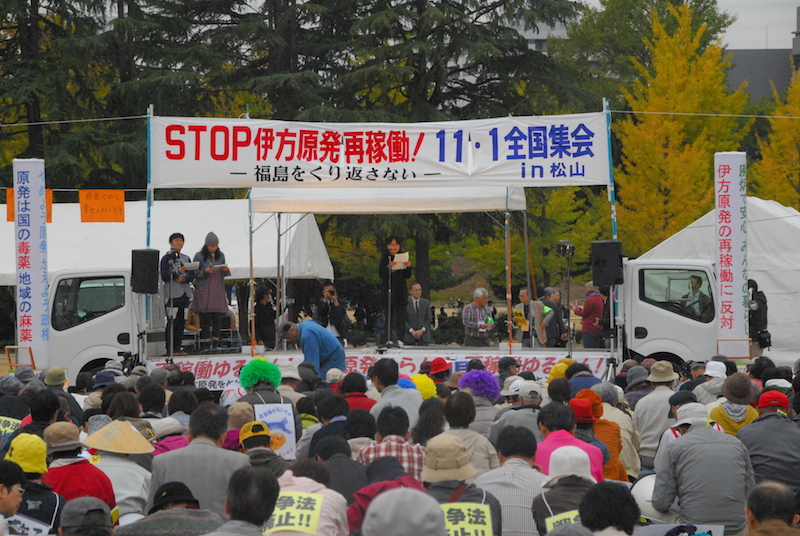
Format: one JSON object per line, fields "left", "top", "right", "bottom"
{"left": 236, "top": 359, "right": 303, "bottom": 440}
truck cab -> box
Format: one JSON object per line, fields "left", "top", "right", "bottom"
{"left": 47, "top": 269, "right": 157, "bottom": 380}
{"left": 620, "top": 259, "right": 718, "bottom": 364}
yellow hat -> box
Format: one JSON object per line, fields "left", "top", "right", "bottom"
{"left": 5, "top": 433, "right": 48, "bottom": 474}
{"left": 239, "top": 421, "right": 271, "bottom": 444}
{"left": 547, "top": 362, "right": 569, "bottom": 386}
{"left": 83, "top": 420, "right": 155, "bottom": 455}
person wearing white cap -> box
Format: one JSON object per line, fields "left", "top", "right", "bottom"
{"left": 362, "top": 488, "right": 446, "bottom": 536}
{"left": 532, "top": 446, "right": 596, "bottom": 535}
{"left": 632, "top": 361, "right": 678, "bottom": 470}
{"left": 692, "top": 360, "right": 727, "bottom": 404}
{"left": 488, "top": 380, "right": 545, "bottom": 446}
{"left": 653, "top": 402, "right": 755, "bottom": 536}
{"left": 276, "top": 362, "right": 306, "bottom": 405}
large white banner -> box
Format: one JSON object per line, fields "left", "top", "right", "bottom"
{"left": 13, "top": 159, "right": 49, "bottom": 367}
{"left": 714, "top": 153, "right": 748, "bottom": 358}
{"left": 150, "top": 113, "right": 611, "bottom": 189}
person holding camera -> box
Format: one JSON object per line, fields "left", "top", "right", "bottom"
{"left": 313, "top": 281, "right": 349, "bottom": 346}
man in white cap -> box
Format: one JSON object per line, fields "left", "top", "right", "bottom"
{"left": 488, "top": 380, "right": 545, "bottom": 445}
{"left": 653, "top": 402, "right": 755, "bottom": 536}
{"left": 692, "top": 360, "right": 727, "bottom": 404}
{"left": 276, "top": 363, "right": 306, "bottom": 406}
{"left": 362, "top": 488, "right": 446, "bottom": 536}
{"left": 632, "top": 361, "right": 678, "bottom": 470}
{"left": 532, "top": 446, "right": 596, "bottom": 535}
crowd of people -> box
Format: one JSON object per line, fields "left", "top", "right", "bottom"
{"left": 0, "top": 352, "right": 795, "bottom": 536}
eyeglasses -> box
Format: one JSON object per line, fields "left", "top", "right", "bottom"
{"left": 10, "top": 485, "right": 23, "bottom": 495}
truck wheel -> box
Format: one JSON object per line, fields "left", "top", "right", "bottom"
{"left": 80, "top": 358, "right": 111, "bottom": 375}
{"left": 645, "top": 352, "right": 684, "bottom": 367}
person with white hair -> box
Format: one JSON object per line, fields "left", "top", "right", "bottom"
{"left": 462, "top": 288, "right": 494, "bottom": 347}
{"left": 653, "top": 402, "right": 755, "bottom": 536}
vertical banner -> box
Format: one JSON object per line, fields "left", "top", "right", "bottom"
{"left": 714, "top": 152, "right": 748, "bottom": 359}
{"left": 13, "top": 160, "right": 49, "bottom": 368}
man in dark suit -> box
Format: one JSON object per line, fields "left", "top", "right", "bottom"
{"left": 148, "top": 404, "right": 250, "bottom": 520}
{"left": 681, "top": 275, "right": 713, "bottom": 321}
{"left": 404, "top": 282, "right": 432, "bottom": 346}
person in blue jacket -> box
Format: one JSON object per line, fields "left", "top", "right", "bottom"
{"left": 279, "top": 320, "right": 345, "bottom": 377}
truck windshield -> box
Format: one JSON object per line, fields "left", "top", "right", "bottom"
{"left": 51, "top": 276, "right": 125, "bottom": 331}
{"left": 639, "top": 269, "right": 715, "bottom": 323}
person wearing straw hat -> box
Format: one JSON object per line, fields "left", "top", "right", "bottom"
{"left": 421, "top": 434, "right": 502, "bottom": 536}
{"left": 653, "top": 403, "right": 755, "bottom": 536}
{"left": 84, "top": 420, "right": 155, "bottom": 523}
{"left": 632, "top": 361, "right": 678, "bottom": 470}
{"left": 4, "top": 434, "right": 64, "bottom": 535}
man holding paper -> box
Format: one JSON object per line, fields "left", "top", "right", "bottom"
{"left": 160, "top": 232, "right": 196, "bottom": 354}
{"left": 512, "top": 287, "right": 553, "bottom": 347}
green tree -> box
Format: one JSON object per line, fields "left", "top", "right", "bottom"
{"left": 614, "top": 5, "right": 750, "bottom": 256}
{"left": 549, "top": 0, "right": 734, "bottom": 109}
{"left": 750, "top": 67, "right": 800, "bottom": 209}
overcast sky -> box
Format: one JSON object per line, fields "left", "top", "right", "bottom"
{"left": 582, "top": 0, "right": 797, "bottom": 50}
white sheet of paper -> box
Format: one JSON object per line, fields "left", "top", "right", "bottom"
{"left": 392, "top": 252, "right": 409, "bottom": 271}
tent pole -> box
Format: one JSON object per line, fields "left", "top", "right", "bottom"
{"left": 276, "top": 213, "right": 282, "bottom": 349}
{"left": 505, "top": 196, "right": 513, "bottom": 354}
{"left": 604, "top": 97, "right": 619, "bottom": 241}
{"left": 248, "top": 190, "right": 256, "bottom": 357}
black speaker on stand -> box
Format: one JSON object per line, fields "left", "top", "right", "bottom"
{"left": 591, "top": 241, "right": 624, "bottom": 286}
{"left": 132, "top": 249, "right": 160, "bottom": 294}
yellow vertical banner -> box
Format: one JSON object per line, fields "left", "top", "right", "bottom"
{"left": 79, "top": 190, "right": 125, "bottom": 222}
{"left": 7, "top": 189, "right": 53, "bottom": 222}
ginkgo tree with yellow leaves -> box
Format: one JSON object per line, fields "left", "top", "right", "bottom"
{"left": 615, "top": 4, "right": 751, "bottom": 257}
{"left": 750, "top": 68, "right": 800, "bottom": 209}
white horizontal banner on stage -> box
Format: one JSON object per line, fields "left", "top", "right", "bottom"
{"left": 150, "top": 113, "right": 610, "bottom": 189}
{"left": 147, "top": 351, "right": 609, "bottom": 392}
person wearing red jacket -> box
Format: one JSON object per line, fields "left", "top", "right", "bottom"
{"left": 571, "top": 281, "right": 605, "bottom": 349}
{"left": 338, "top": 373, "right": 377, "bottom": 412}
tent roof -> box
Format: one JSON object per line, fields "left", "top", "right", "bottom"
{"left": 640, "top": 197, "right": 799, "bottom": 353}
{"left": 0, "top": 199, "right": 333, "bottom": 285}
{"left": 250, "top": 187, "right": 526, "bottom": 214}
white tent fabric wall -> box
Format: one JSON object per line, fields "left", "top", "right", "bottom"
{"left": 249, "top": 187, "right": 527, "bottom": 214}
{"left": 0, "top": 199, "right": 334, "bottom": 285}
{"left": 639, "top": 197, "right": 799, "bottom": 355}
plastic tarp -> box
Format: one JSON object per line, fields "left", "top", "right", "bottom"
{"left": 639, "top": 197, "right": 798, "bottom": 353}
{"left": 250, "top": 187, "right": 526, "bottom": 214}
{"left": 0, "top": 199, "right": 333, "bottom": 285}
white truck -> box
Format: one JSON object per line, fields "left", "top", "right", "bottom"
{"left": 40, "top": 258, "right": 720, "bottom": 381}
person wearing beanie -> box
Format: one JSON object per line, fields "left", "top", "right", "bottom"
{"left": 591, "top": 382, "right": 641, "bottom": 481}
{"left": 738, "top": 391, "right": 800, "bottom": 490}
{"left": 362, "top": 488, "right": 445, "bottom": 536}
{"left": 574, "top": 390, "right": 627, "bottom": 482}
{"left": 115, "top": 482, "right": 223, "bottom": 536}
{"left": 421, "top": 434, "right": 502, "bottom": 536}
{"left": 236, "top": 359, "right": 303, "bottom": 440}
{"left": 4, "top": 434, "right": 65, "bottom": 534}
{"left": 623, "top": 366, "right": 653, "bottom": 410}
{"left": 653, "top": 402, "right": 754, "bottom": 536}
{"left": 191, "top": 231, "right": 230, "bottom": 352}
{"left": 160, "top": 232, "right": 196, "bottom": 355}
{"left": 709, "top": 373, "right": 759, "bottom": 436}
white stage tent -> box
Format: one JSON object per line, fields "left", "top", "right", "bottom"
{"left": 0, "top": 199, "right": 333, "bottom": 285}
{"left": 640, "top": 197, "right": 799, "bottom": 354}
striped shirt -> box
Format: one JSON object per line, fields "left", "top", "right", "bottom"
{"left": 474, "top": 458, "right": 548, "bottom": 536}
{"left": 356, "top": 435, "right": 426, "bottom": 482}
{"left": 462, "top": 302, "right": 492, "bottom": 338}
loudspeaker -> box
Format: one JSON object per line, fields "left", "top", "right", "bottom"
{"left": 591, "top": 240, "right": 624, "bottom": 286}
{"left": 132, "top": 249, "right": 160, "bottom": 294}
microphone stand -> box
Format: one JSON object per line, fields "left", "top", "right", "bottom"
{"left": 166, "top": 252, "right": 176, "bottom": 364}
{"left": 386, "top": 253, "right": 393, "bottom": 345}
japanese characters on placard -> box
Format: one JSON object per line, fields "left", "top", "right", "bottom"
{"left": 13, "top": 159, "right": 49, "bottom": 367}
{"left": 148, "top": 353, "right": 608, "bottom": 392}
{"left": 150, "top": 114, "right": 610, "bottom": 189}
{"left": 714, "top": 152, "right": 747, "bottom": 356}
